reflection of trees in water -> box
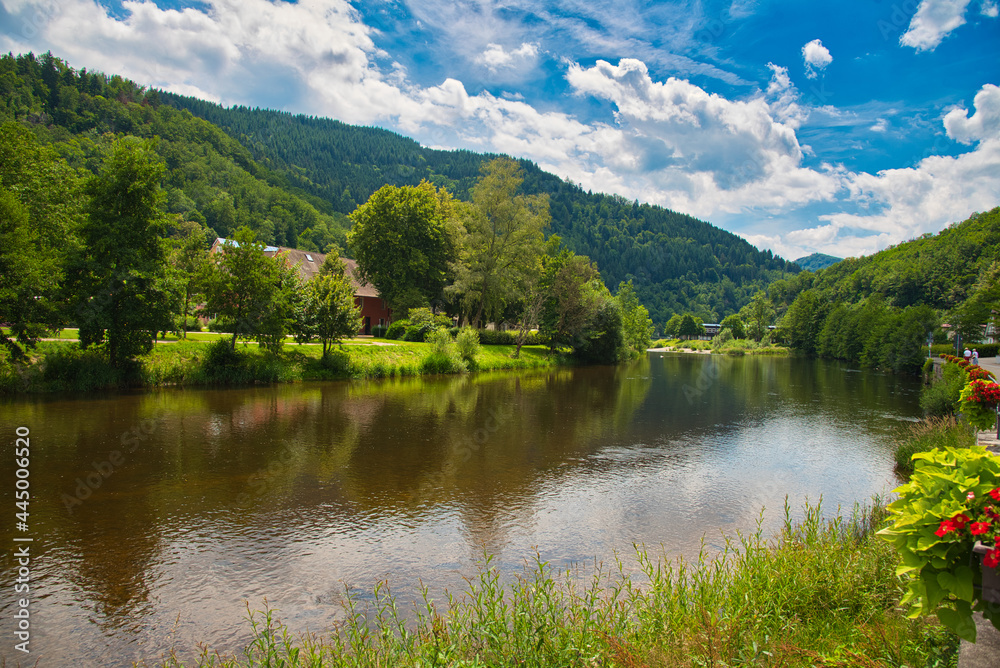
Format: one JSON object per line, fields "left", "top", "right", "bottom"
{"left": 647, "top": 355, "right": 920, "bottom": 437}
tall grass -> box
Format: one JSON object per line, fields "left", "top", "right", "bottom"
{"left": 893, "top": 416, "right": 976, "bottom": 476}
{"left": 150, "top": 499, "right": 958, "bottom": 668}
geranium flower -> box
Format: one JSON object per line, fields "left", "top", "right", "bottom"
{"left": 971, "top": 522, "right": 991, "bottom": 535}
{"left": 985, "top": 548, "right": 1000, "bottom": 570}
{"left": 990, "top": 488, "right": 1000, "bottom": 502}
{"left": 952, "top": 513, "right": 972, "bottom": 529}
{"left": 936, "top": 520, "right": 957, "bottom": 537}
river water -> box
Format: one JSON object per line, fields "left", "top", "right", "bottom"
{"left": 0, "top": 354, "right": 921, "bottom": 665}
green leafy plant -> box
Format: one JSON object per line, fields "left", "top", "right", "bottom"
{"left": 879, "top": 446, "right": 1000, "bottom": 641}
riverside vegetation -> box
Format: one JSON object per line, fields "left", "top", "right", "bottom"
{"left": 149, "top": 499, "right": 958, "bottom": 667}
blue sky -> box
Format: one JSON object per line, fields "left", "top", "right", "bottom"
{"left": 0, "top": 0, "right": 998, "bottom": 260}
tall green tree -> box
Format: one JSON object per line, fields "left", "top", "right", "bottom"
{"left": 295, "top": 252, "right": 363, "bottom": 356}
{"left": 168, "top": 220, "right": 211, "bottom": 339}
{"left": 740, "top": 291, "right": 775, "bottom": 342}
{"left": 449, "top": 158, "right": 549, "bottom": 327}
{"left": 0, "top": 123, "right": 82, "bottom": 359}
{"left": 540, "top": 252, "right": 613, "bottom": 356}
{"left": 663, "top": 314, "right": 683, "bottom": 339}
{"left": 678, "top": 314, "right": 704, "bottom": 340}
{"left": 205, "top": 226, "right": 295, "bottom": 351}
{"left": 779, "top": 289, "right": 829, "bottom": 356}
{"left": 719, "top": 314, "right": 746, "bottom": 340}
{"left": 347, "top": 181, "right": 459, "bottom": 315}
{"left": 74, "top": 137, "right": 177, "bottom": 368}
{"left": 616, "top": 280, "right": 653, "bottom": 356}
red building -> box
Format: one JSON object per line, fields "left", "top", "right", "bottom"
{"left": 210, "top": 239, "right": 392, "bottom": 335}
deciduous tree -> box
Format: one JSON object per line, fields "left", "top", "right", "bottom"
{"left": 449, "top": 158, "right": 549, "bottom": 328}
{"left": 75, "top": 137, "right": 177, "bottom": 368}
{"left": 347, "top": 181, "right": 459, "bottom": 315}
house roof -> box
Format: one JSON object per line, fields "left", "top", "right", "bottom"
{"left": 210, "top": 238, "right": 380, "bottom": 299}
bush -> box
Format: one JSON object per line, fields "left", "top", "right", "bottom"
{"left": 407, "top": 307, "right": 452, "bottom": 330}
{"left": 404, "top": 323, "right": 436, "bottom": 342}
{"left": 920, "top": 362, "right": 967, "bottom": 417}
{"left": 370, "top": 324, "right": 388, "bottom": 338}
{"left": 421, "top": 329, "right": 467, "bottom": 374}
{"left": 932, "top": 342, "right": 999, "bottom": 358}
{"left": 384, "top": 320, "right": 407, "bottom": 340}
{"left": 475, "top": 329, "right": 539, "bottom": 346}
{"left": 38, "top": 345, "right": 132, "bottom": 391}
{"left": 456, "top": 328, "right": 480, "bottom": 368}
{"left": 207, "top": 318, "right": 236, "bottom": 333}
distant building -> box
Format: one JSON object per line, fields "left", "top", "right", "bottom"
{"left": 210, "top": 238, "right": 391, "bottom": 335}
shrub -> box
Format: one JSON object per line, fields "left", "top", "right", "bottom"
{"left": 207, "top": 318, "right": 236, "bottom": 333}
{"left": 920, "top": 362, "right": 967, "bottom": 417}
{"left": 370, "top": 324, "right": 388, "bottom": 339}
{"left": 404, "top": 323, "right": 435, "bottom": 342}
{"left": 384, "top": 320, "right": 407, "bottom": 340}
{"left": 475, "top": 329, "right": 540, "bottom": 346}
{"left": 455, "top": 328, "right": 481, "bottom": 368}
{"left": 420, "top": 329, "right": 467, "bottom": 374}
{"left": 407, "top": 307, "right": 452, "bottom": 330}
{"left": 40, "top": 345, "right": 127, "bottom": 391}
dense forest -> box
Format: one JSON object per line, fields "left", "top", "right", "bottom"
{"left": 793, "top": 253, "right": 842, "bottom": 272}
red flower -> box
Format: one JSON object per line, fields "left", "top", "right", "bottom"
{"left": 985, "top": 548, "right": 1000, "bottom": 570}
{"left": 990, "top": 488, "right": 1000, "bottom": 502}
{"left": 971, "top": 522, "right": 991, "bottom": 535}
{"left": 953, "top": 513, "right": 972, "bottom": 529}
{"left": 936, "top": 520, "right": 957, "bottom": 537}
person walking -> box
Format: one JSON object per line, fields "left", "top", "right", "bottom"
{"left": 965, "top": 347, "right": 972, "bottom": 363}
{"left": 973, "top": 349, "right": 979, "bottom": 365}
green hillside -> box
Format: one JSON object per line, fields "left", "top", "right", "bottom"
{"left": 160, "top": 94, "right": 799, "bottom": 325}
{"left": 771, "top": 207, "right": 1000, "bottom": 372}
{"left": 793, "top": 253, "right": 841, "bottom": 272}
{"left": 0, "top": 51, "right": 798, "bottom": 326}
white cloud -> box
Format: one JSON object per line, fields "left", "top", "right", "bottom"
{"left": 900, "top": 0, "right": 972, "bottom": 51}
{"left": 475, "top": 42, "right": 539, "bottom": 72}
{"left": 801, "top": 39, "right": 832, "bottom": 79}
{"left": 982, "top": 1, "right": 999, "bottom": 17}
{"left": 944, "top": 83, "right": 1000, "bottom": 144}
{"left": 870, "top": 118, "right": 889, "bottom": 132}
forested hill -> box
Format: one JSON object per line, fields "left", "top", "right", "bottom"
{"left": 793, "top": 253, "right": 841, "bottom": 272}
{"left": 774, "top": 208, "right": 1000, "bottom": 311}
{"left": 160, "top": 94, "right": 799, "bottom": 324}
{"left": 0, "top": 51, "right": 797, "bottom": 325}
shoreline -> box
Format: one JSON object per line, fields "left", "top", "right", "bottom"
{"left": 0, "top": 337, "right": 570, "bottom": 395}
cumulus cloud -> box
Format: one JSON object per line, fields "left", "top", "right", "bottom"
{"left": 982, "top": 0, "right": 999, "bottom": 17}
{"left": 801, "top": 39, "right": 832, "bottom": 79}
{"left": 475, "top": 42, "right": 539, "bottom": 72}
{"left": 900, "top": 0, "right": 972, "bottom": 51}
{"left": 944, "top": 84, "right": 1000, "bottom": 144}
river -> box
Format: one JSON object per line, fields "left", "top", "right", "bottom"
{"left": 0, "top": 353, "right": 921, "bottom": 665}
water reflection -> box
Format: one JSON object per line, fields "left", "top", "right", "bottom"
{"left": 0, "top": 355, "right": 920, "bottom": 665}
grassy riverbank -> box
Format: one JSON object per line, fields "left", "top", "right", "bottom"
{"left": 651, "top": 337, "right": 792, "bottom": 356}
{"left": 150, "top": 499, "right": 957, "bottom": 668}
{"left": 0, "top": 336, "right": 561, "bottom": 393}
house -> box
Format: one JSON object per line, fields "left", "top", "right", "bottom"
{"left": 210, "top": 238, "right": 392, "bottom": 335}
